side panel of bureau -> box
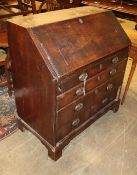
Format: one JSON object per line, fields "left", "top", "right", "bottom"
{"left": 8, "top": 23, "right": 57, "bottom": 146}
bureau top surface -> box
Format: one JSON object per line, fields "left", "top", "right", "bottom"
{"left": 8, "top": 6, "right": 106, "bottom": 28}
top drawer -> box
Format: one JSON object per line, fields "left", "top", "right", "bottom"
{"left": 57, "top": 49, "right": 128, "bottom": 94}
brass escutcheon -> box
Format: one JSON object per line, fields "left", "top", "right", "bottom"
{"left": 79, "top": 73, "right": 88, "bottom": 82}
{"left": 75, "top": 103, "right": 83, "bottom": 111}
{"left": 97, "top": 76, "right": 101, "bottom": 81}
{"left": 72, "top": 118, "right": 80, "bottom": 127}
{"left": 107, "top": 83, "right": 113, "bottom": 91}
{"left": 110, "top": 69, "right": 117, "bottom": 76}
{"left": 112, "top": 57, "right": 119, "bottom": 64}
{"left": 70, "top": 0, "right": 73, "bottom": 3}
{"left": 76, "top": 87, "right": 84, "bottom": 96}
{"left": 99, "top": 63, "right": 103, "bottom": 70}
{"left": 102, "top": 98, "right": 108, "bottom": 104}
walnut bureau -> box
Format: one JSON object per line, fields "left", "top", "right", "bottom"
{"left": 8, "top": 6, "right": 130, "bottom": 160}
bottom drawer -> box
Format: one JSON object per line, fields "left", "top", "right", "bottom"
{"left": 94, "top": 76, "right": 122, "bottom": 112}
{"left": 56, "top": 91, "right": 95, "bottom": 142}
{"left": 56, "top": 74, "right": 123, "bottom": 142}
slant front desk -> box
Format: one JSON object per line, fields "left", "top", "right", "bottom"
{"left": 8, "top": 6, "right": 130, "bottom": 160}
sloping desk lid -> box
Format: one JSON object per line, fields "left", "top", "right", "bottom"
{"left": 9, "top": 6, "right": 130, "bottom": 78}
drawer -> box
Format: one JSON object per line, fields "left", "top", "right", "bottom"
{"left": 94, "top": 74, "right": 123, "bottom": 112}
{"left": 56, "top": 91, "right": 95, "bottom": 142}
{"left": 58, "top": 49, "right": 128, "bottom": 94}
{"left": 57, "top": 59, "right": 127, "bottom": 109}
{"left": 56, "top": 74, "right": 124, "bottom": 142}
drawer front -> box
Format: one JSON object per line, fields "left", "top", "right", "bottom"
{"left": 56, "top": 91, "right": 95, "bottom": 142}
{"left": 57, "top": 59, "right": 127, "bottom": 109}
{"left": 56, "top": 74, "right": 124, "bottom": 142}
{"left": 58, "top": 49, "right": 128, "bottom": 94}
{"left": 94, "top": 75, "right": 123, "bottom": 112}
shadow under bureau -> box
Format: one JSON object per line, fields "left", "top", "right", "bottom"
{"left": 7, "top": 6, "right": 130, "bottom": 161}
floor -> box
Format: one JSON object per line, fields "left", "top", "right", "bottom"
{"left": 0, "top": 17, "right": 137, "bottom": 175}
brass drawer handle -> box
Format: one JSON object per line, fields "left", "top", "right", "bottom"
{"left": 97, "top": 76, "right": 101, "bottom": 81}
{"left": 72, "top": 118, "right": 80, "bottom": 127}
{"left": 107, "top": 83, "right": 113, "bottom": 91}
{"left": 79, "top": 73, "right": 88, "bottom": 82}
{"left": 99, "top": 63, "right": 103, "bottom": 70}
{"left": 102, "top": 98, "right": 108, "bottom": 104}
{"left": 76, "top": 87, "right": 84, "bottom": 96}
{"left": 112, "top": 57, "right": 119, "bottom": 64}
{"left": 110, "top": 69, "right": 117, "bottom": 76}
{"left": 75, "top": 103, "right": 83, "bottom": 111}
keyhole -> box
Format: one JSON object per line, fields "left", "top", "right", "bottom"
{"left": 79, "top": 18, "right": 84, "bottom": 24}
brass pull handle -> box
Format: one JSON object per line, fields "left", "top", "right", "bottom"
{"left": 99, "top": 63, "right": 103, "bottom": 70}
{"left": 110, "top": 69, "right": 117, "bottom": 76}
{"left": 102, "top": 98, "right": 108, "bottom": 104}
{"left": 97, "top": 76, "right": 101, "bottom": 81}
{"left": 72, "top": 118, "right": 80, "bottom": 127}
{"left": 76, "top": 87, "right": 84, "bottom": 96}
{"left": 79, "top": 73, "right": 88, "bottom": 82}
{"left": 75, "top": 103, "right": 83, "bottom": 111}
{"left": 112, "top": 57, "right": 119, "bottom": 64}
{"left": 107, "top": 83, "right": 113, "bottom": 91}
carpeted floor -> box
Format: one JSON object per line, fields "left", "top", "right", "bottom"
{"left": 0, "top": 87, "right": 18, "bottom": 140}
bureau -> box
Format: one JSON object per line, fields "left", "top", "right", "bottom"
{"left": 8, "top": 6, "right": 130, "bottom": 160}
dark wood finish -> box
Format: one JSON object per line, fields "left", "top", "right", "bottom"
{"left": 57, "top": 73, "right": 124, "bottom": 141}
{"left": 0, "top": 32, "right": 8, "bottom": 48}
{"left": 33, "top": 14, "right": 129, "bottom": 78}
{"left": 135, "top": 17, "right": 137, "bottom": 30}
{"left": 57, "top": 59, "right": 127, "bottom": 109}
{"left": 57, "top": 50, "right": 128, "bottom": 93}
{"left": 8, "top": 7, "right": 130, "bottom": 160}
{"left": 82, "top": 0, "right": 137, "bottom": 29}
